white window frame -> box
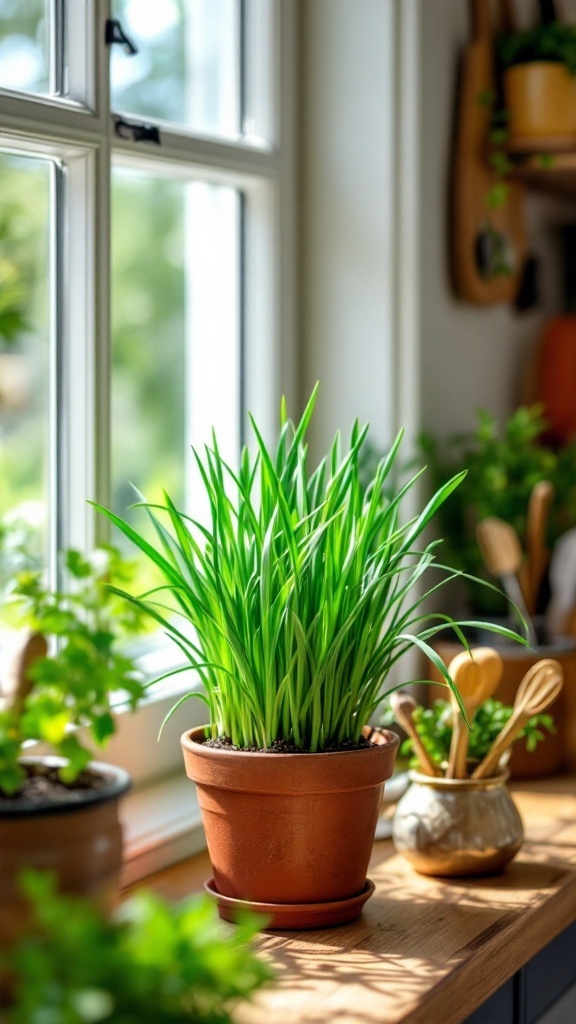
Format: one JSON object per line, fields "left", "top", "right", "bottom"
{"left": 0, "top": 0, "right": 298, "bottom": 876}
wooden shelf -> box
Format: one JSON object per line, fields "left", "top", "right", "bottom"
{"left": 507, "top": 135, "right": 576, "bottom": 155}
{"left": 512, "top": 151, "right": 576, "bottom": 197}
{"left": 137, "top": 775, "right": 576, "bottom": 1024}
{"left": 504, "top": 137, "right": 576, "bottom": 197}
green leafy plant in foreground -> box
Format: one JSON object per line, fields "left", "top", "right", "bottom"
{"left": 2, "top": 870, "right": 271, "bottom": 1024}
{"left": 382, "top": 698, "right": 555, "bottom": 770}
{"left": 94, "top": 386, "right": 523, "bottom": 752}
{"left": 0, "top": 546, "right": 148, "bottom": 794}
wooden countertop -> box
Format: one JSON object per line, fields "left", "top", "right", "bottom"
{"left": 135, "top": 775, "right": 576, "bottom": 1024}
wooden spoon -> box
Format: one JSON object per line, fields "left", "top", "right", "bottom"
{"left": 446, "top": 647, "right": 504, "bottom": 779}
{"left": 472, "top": 658, "right": 563, "bottom": 779}
{"left": 525, "top": 480, "right": 554, "bottom": 615}
{"left": 389, "top": 691, "right": 441, "bottom": 778}
{"left": 476, "top": 516, "right": 537, "bottom": 645}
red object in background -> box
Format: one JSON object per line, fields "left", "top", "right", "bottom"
{"left": 537, "top": 315, "right": 576, "bottom": 445}
{"left": 530, "top": 225, "right": 576, "bottom": 446}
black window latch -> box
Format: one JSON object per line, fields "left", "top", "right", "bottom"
{"left": 114, "top": 117, "right": 161, "bottom": 145}
{"left": 105, "top": 19, "right": 138, "bottom": 56}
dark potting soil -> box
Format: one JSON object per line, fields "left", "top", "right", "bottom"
{"left": 0, "top": 764, "right": 108, "bottom": 808}
{"left": 203, "top": 735, "right": 375, "bottom": 754}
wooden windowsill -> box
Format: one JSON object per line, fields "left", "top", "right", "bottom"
{"left": 129, "top": 774, "right": 576, "bottom": 1024}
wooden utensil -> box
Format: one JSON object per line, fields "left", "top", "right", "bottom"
{"left": 389, "top": 691, "right": 441, "bottom": 778}
{"left": 476, "top": 516, "right": 537, "bottom": 645}
{"left": 446, "top": 647, "right": 504, "bottom": 779}
{"left": 451, "top": 0, "right": 526, "bottom": 305}
{"left": 472, "top": 658, "right": 563, "bottom": 779}
{"left": 539, "top": 1, "right": 559, "bottom": 26}
{"left": 546, "top": 526, "right": 576, "bottom": 638}
{"left": 11, "top": 631, "right": 48, "bottom": 716}
{"left": 525, "top": 480, "right": 554, "bottom": 615}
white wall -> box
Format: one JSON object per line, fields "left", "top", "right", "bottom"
{"left": 300, "top": 0, "right": 576, "bottom": 453}
{"left": 299, "top": 0, "right": 397, "bottom": 458}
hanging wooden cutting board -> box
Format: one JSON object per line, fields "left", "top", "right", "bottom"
{"left": 451, "top": 0, "right": 527, "bottom": 305}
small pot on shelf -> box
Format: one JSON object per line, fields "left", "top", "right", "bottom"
{"left": 504, "top": 62, "right": 576, "bottom": 147}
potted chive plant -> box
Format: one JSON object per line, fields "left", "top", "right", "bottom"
{"left": 0, "top": 545, "right": 148, "bottom": 947}
{"left": 96, "top": 386, "right": 521, "bottom": 929}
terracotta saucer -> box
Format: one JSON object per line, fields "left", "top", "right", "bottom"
{"left": 204, "top": 877, "right": 376, "bottom": 930}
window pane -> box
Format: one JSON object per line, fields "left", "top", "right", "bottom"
{"left": 0, "top": 153, "right": 52, "bottom": 584}
{"left": 0, "top": 0, "right": 50, "bottom": 95}
{"left": 111, "top": 168, "right": 241, "bottom": 536}
{"left": 111, "top": 0, "right": 241, "bottom": 137}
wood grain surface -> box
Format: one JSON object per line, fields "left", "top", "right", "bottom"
{"left": 134, "top": 776, "right": 576, "bottom": 1024}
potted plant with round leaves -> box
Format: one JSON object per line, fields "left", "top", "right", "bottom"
{"left": 95, "top": 386, "right": 522, "bottom": 929}
{"left": 0, "top": 545, "right": 148, "bottom": 947}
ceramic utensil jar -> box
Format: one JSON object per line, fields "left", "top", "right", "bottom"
{"left": 392, "top": 768, "right": 523, "bottom": 877}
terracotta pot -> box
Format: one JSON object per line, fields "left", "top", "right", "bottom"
{"left": 0, "top": 757, "right": 131, "bottom": 949}
{"left": 504, "top": 62, "right": 576, "bottom": 145}
{"left": 429, "top": 638, "right": 576, "bottom": 778}
{"left": 181, "top": 726, "right": 399, "bottom": 926}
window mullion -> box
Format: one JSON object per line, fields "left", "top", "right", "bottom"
{"left": 91, "top": 0, "right": 112, "bottom": 544}
{"left": 51, "top": 163, "right": 66, "bottom": 585}
{"left": 243, "top": 0, "right": 277, "bottom": 146}
{"left": 50, "top": 0, "right": 65, "bottom": 97}
{"left": 57, "top": 0, "right": 112, "bottom": 555}
{"left": 53, "top": 148, "right": 100, "bottom": 556}
{"left": 110, "top": 126, "right": 278, "bottom": 180}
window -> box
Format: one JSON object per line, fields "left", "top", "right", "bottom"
{"left": 0, "top": 1, "right": 296, "bottom": 790}
{"left": 0, "top": 2, "right": 51, "bottom": 96}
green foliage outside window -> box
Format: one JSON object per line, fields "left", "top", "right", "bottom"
{"left": 0, "top": 204, "right": 36, "bottom": 347}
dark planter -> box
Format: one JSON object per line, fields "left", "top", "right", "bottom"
{"left": 0, "top": 757, "right": 131, "bottom": 949}
{"left": 181, "top": 725, "right": 399, "bottom": 929}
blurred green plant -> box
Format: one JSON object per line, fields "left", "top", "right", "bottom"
{"left": 0, "top": 204, "right": 35, "bottom": 348}
{"left": 476, "top": 88, "right": 514, "bottom": 248}
{"left": 0, "top": 545, "right": 149, "bottom": 794}
{"left": 381, "top": 697, "right": 555, "bottom": 769}
{"left": 419, "top": 404, "right": 576, "bottom": 612}
{"left": 1, "top": 870, "right": 272, "bottom": 1024}
{"left": 0, "top": 504, "right": 45, "bottom": 591}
